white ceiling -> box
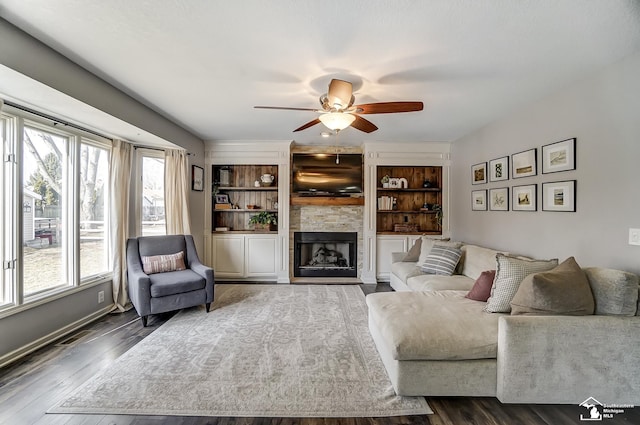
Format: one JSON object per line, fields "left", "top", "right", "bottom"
{"left": 1, "top": 0, "right": 640, "bottom": 146}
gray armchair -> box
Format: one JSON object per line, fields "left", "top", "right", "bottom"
{"left": 126, "top": 234, "right": 214, "bottom": 326}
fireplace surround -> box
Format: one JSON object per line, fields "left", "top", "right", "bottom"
{"left": 293, "top": 232, "right": 357, "bottom": 278}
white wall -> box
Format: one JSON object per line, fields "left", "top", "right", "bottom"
{"left": 451, "top": 51, "right": 640, "bottom": 274}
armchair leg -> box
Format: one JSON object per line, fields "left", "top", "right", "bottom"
{"left": 141, "top": 315, "right": 148, "bottom": 327}
{"left": 205, "top": 303, "right": 211, "bottom": 313}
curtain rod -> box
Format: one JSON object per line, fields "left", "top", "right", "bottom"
{"left": 134, "top": 145, "right": 193, "bottom": 156}
{"left": 4, "top": 100, "right": 193, "bottom": 156}
{"left": 3, "top": 100, "right": 110, "bottom": 140}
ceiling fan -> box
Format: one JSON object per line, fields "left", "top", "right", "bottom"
{"left": 254, "top": 79, "right": 423, "bottom": 133}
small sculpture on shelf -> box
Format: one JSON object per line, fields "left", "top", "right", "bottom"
{"left": 381, "top": 174, "right": 390, "bottom": 188}
{"left": 422, "top": 179, "right": 432, "bottom": 188}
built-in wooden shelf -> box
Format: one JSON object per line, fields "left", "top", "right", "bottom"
{"left": 378, "top": 210, "right": 437, "bottom": 214}
{"left": 378, "top": 231, "right": 442, "bottom": 236}
{"left": 217, "top": 186, "right": 277, "bottom": 191}
{"left": 377, "top": 187, "right": 441, "bottom": 192}
{"left": 290, "top": 196, "right": 365, "bottom": 206}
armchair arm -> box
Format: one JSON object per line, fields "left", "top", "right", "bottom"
{"left": 126, "top": 238, "right": 152, "bottom": 316}
{"left": 184, "top": 235, "right": 214, "bottom": 303}
{"left": 497, "top": 315, "right": 640, "bottom": 405}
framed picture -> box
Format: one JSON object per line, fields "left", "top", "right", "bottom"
{"left": 511, "top": 148, "right": 537, "bottom": 179}
{"left": 542, "top": 180, "right": 576, "bottom": 212}
{"left": 489, "top": 187, "right": 509, "bottom": 211}
{"left": 192, "top": 165, "right": 204, "bottom": 191}
{"left": 471, "top": 190, "right": 487, "bottom": 211}
{"left": 471, "top": 162, "right": 487, "bottom": 185}
{"left": 542, "top": 138, "right": 576, "bottom": 174}
{"left": 489, "top": 156, "right": 509, "bottom": 182}
{"left": 512, "top": 184, "right": 537, "bottom": 211}
{"left": 215, "top": 193, "right": 230, "bottom": 204}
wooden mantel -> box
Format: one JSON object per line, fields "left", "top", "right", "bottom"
{"left": 290, "top": 195, "right": 365, "bottom": 206}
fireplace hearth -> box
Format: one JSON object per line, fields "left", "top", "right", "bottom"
{"left": 294, "top": 232, "right": 357, "bottom": 278}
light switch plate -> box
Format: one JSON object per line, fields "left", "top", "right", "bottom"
{"left": 629, "top": 228, "right": 640, "bottom": 246}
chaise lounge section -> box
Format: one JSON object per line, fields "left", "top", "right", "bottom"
{"left": 367, "top": 237, "right": 640, "bottom": 404}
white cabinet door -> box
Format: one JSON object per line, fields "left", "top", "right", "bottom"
{"left": 376, "top": 236, "right": 410, "bottom": 281}
{"left": 245, "top": 235, "right": 277, "bottom": 277}
{"left": 211, "top": 235, "right": 245, "bottom": 278}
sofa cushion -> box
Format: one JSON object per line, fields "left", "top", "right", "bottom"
{"left": 402, "top": 238, "right": 422, "bottom": 262}
{"left": 466, "top": 270, "right": 496, "bottom": 302}
{"left": 419, "top": 244, "right": 462, "bottom": 275}
{"left": 142, "top": 251, "right": 186, "bottom": 275}
{"left": 459, "top": 245, "right": 506, "bottom": 281}
{"left": 149, "top": 269, "right": 205, "bottom": 298}
{"left": 584, "top": 267, "right": 639, "bottom": 316}
{"left": 366, "top": 290, "right": 503, "bottom": 360}
{"left": 407, "top": 274, "right": 475, "bottom": 292}
{"left": 485, "top": 254, "right": 558, "bottom": 313}
{"left": 417, "top": 238, "right": 462, "bottom": 267}
{"left": 510, "top": 257, "right": 595, "bottom": 315}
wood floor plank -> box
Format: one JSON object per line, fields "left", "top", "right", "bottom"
{"left": 1, "top": 282, "right": 638, "bottom": 425}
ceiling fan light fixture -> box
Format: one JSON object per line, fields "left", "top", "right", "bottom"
{"left": 319, "top": 112, "right": 355, "bottom": 131}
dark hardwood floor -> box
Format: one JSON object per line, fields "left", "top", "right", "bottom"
{"left": 0, "top": 282, "right": 637, "bottom": 425}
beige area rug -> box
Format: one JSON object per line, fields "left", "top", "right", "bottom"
{"left": 50, "top": 284, "right": 431, "bottom": 417}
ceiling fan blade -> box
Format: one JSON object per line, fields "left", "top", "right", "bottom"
{"left": 254, "top": 106, "right": 319, "bottom": 112}
{"left": 355, "top": 101, "right": 424, "bottom": 114}
{"left": 327, "top": 79, "right": 353, "bottom": 109}
{"left": 293, "top": 118, "right": 321, "bottom": 132}
{"left": 350, "top": 115, "right": 378, "bottom": 133}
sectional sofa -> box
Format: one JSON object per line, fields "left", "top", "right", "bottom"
{"left": 366, "top": 237, "right": 640, "bottom": 404}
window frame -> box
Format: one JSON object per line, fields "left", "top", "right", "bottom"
{"left": 135, "top": 148, "right": 166, "bottom": 237}
{"left": 0, "top": 105, "right": 113, "bottom": 315}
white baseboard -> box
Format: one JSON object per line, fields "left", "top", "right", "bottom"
{"left": 0, "top": 305, "right": 113, "bottom": 369}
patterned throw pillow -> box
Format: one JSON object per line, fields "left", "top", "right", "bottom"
{"left": 485, "top": 254, "right": 558, "bottom": 313}
{"left": 419, "top": 244, "right": 463, "bottom": 276}
{"left": 142, "top": 251, "right": 186, "bottom": 275}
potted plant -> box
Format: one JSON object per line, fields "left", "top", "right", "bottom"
{"left": 248, "top": 211, "right": 278, "bottom": 231}
{"left": 381, "top": 174, "right": 390, "bottom": 188}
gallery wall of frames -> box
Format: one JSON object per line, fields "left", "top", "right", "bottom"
{"left": 470, "top": 138, "right": 576, "bottom": 213}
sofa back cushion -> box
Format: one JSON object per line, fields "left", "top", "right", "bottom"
{"left": 584, "top": 267, "right": 639, "bottom": 316}
{"left": 510, "top": 257, "right": 594, "bottom": 315}
{"left": 138, "top": 235, "right": 187, "bottom": 258}
{"left": 460, "top": 245, "right": 507, "bottom": 281}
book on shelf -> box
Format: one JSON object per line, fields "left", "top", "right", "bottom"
{"left": 377, "top": 196, "right": 396, "bottom": 211}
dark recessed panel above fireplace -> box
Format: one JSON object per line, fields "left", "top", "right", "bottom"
{"left": 294, "top": 232, "right": 357, "bottom": 278}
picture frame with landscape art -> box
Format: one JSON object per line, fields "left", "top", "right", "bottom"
{"left": 512, "top": 184, "right": 537, "bottom": 211}
{"left": 489, "top": 156, "right": 509, "bottom": 182}
{"left": 471, "top": 162, "right": 487, "bottom": 185}
{"left": 489, "top": 187, "right": 509, "bottom": 211}
{"left": 511, "top": 148, "right": 537, "bottom": 179}
{"left": 542, "top": 180, "right": 576, "bottom": 212}
{"left": 542, "top": 138, "right": 576, "bottom": 174}
{"left": 471, "top": 190, "right": 487, "bottom": 211}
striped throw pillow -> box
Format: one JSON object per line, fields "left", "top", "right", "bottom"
{"left": 141, "top": 251, "right": 186, "bottom": 275}
{"left": 485, "top": 254, "right": 558, "bottom": 313}
{"left": 419, "top": 244, "right": 462, "bottom": 276}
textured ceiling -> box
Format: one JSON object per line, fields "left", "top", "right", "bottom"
{"left": 1, "top": 0, "right": 640, "bottom": 145}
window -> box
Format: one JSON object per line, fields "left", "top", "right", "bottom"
{"left": 0, "top": 106, "right": 112, "bottom": 309}
{"left": 79, "top": 141, "right": 109, "bottom": 280}
{"left": 22, "top": 124, "right": 69, "bottom": 295}
{"left": 138, "top": 151, "right": 166, "bottom": 236}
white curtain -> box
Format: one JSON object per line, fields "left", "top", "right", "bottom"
{"left": 109, "top": 139, "right": 132, "bottom": 311}
{"left": 164, "top": 149, "right": 191, "bottom": 235}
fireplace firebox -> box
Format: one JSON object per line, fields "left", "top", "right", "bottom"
{"left": 294, "top": 232, "right": 357, "bottom": 277}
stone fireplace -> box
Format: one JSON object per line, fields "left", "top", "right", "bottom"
{"left": 289, "top": 205, "right": 363, "bottom": 280}
{"left": 293, "top": 232, "right": 357, "bottom": 277}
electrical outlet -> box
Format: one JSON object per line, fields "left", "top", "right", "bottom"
{"left": 98, "top": 290, "right": 105, "bottom": 303}
{"left": 629, "top": 228, "right": 640, "bottom": 246}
